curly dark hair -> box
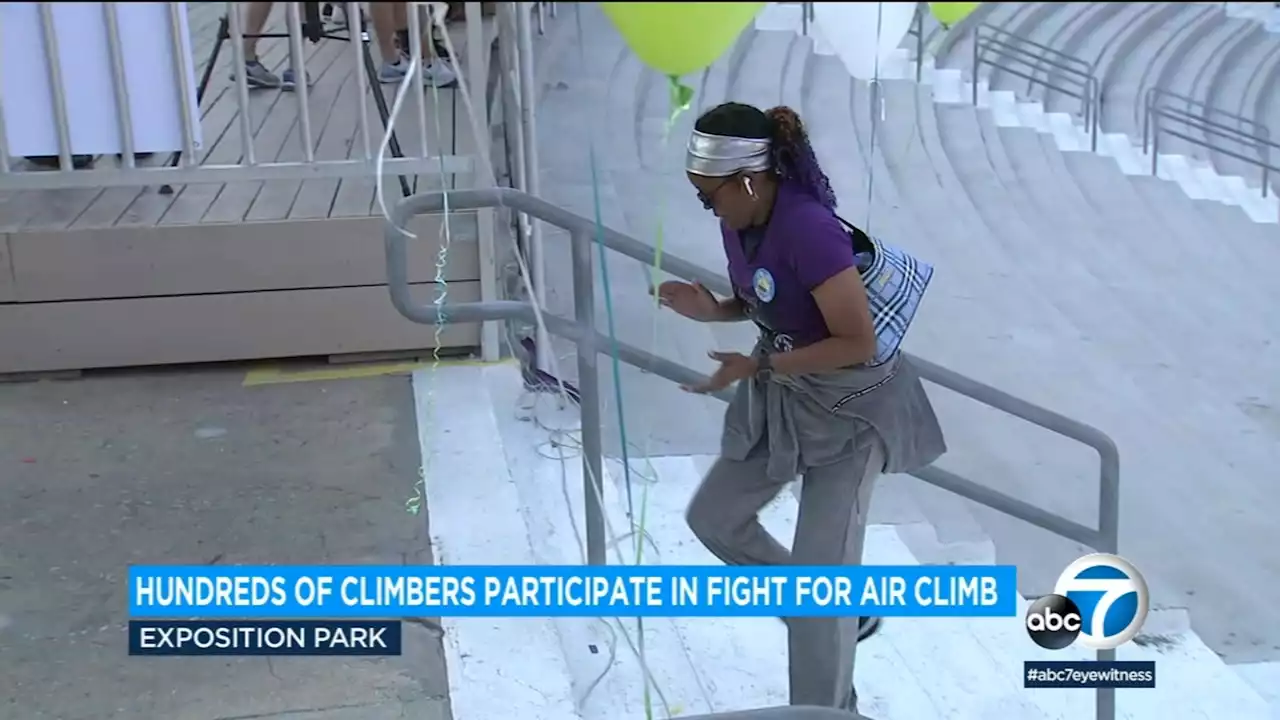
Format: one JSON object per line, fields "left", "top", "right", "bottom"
{"left": 693, "top": 101, "right": 837, "bottom": 211}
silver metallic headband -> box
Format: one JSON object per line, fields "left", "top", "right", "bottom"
{"left": 685, "top": 129, "right": 773, "bottom": 177}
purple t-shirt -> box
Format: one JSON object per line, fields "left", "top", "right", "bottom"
{"left": 723, "top": 182, "right": 858, "bottom": 350}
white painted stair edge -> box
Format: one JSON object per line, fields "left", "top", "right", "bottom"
{"left": 930, "top": 70, "right": 1280, "bottom": 225}
{"left": 412, "top": 361, "right": 582, "bottom": 720}
{"left": 756, "top": 3, "right": 1280, "bottom": 224}
{"left": 1213, "top": 1, "right": 1280, "bottom": 31}
{"left": 417, "top": 364, "right": 1273, "bottom": 720}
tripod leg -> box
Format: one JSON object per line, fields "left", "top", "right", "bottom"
{"left": 160, "top": 15, "right": 229, "bottom": 194}
{"left": 361, "top": 35, "right": 413, "bottom": 197}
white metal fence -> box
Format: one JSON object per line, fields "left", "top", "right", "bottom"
{"left": 0, "top": 1, "right": 487, "bottom": 192}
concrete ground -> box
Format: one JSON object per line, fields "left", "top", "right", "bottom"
{"left": 0, "top": 365, "right": 450, "bottom": 720}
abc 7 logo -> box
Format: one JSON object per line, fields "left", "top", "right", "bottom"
{"left": 1024, "top": 553, "right": 1149, "bottom": 651}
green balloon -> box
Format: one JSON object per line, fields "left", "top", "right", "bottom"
{"left": 929, "top": 2, "right": 981, "bottom": 28}
{"left": 602, "top": 2, "right": 766, "bottom": 78}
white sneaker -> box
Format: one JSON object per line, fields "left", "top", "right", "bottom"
{"left": 378, "top": 58, "right": 411, "bottom": 84}
{"left": 421, "top": 59, "right": 457, "bottom": 88}
{"left": 379, "top": 55, "right": 457, "bottom": 88}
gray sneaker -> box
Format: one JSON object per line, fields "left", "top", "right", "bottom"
{"left": 237, "top": 60, "right": 281, "bottom": 89}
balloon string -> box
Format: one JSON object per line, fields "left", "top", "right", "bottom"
{"left": 571, "top": 4, "right": 638, "bottom": 535}
{"left": 864, "top": 1, "right": 885, "bottom": 236}
{"left": 650, "top": 77, "right": 694, "bottom": 300}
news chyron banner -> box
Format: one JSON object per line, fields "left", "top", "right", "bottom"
{"left": 128, "top": 564, "right": 1019, "bottom": 656}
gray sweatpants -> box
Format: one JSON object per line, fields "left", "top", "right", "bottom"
{"left": 685, "top": 432, "right": 885, "bottom": 710}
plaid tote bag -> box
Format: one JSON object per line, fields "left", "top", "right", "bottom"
{"left": 837, "top": 215, "right": 934, "bottom": 367}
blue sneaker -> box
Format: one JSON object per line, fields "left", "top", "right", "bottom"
{"left": 281, "top": 67, "right": 313, "bottom": 91}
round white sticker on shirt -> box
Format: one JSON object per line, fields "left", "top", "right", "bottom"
{"left": 752, "top": 267, "right": 776, "bottom": 303}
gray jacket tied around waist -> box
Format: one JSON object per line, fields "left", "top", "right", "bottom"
{"left": 720, "top": 343, "right": 947, "bottom": 484}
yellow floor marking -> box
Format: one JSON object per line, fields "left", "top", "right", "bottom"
{"left": 243, "top": 357, "right": 516, "bottom": 386}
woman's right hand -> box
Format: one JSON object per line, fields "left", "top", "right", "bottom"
{"left": 654, "top": 280, "right": 721, "bottom": 322}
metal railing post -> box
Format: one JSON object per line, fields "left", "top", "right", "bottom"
{"left": 1142, "top": 88, "right": 1152, "bottom": 154}
{"left": 167, "top": 2, "right": 199, "bottom": 167}
{"left": 465, "top": 1, "right": 500, "bottom": 362}
{"left": 1151, "top": 113, "right": 1161, "bottom": 177}
{"left": 971, "top": 32, "right": 980, "bottom": 107}
{"left": 498, "top": 3, "right": 533, "bottom": 266}
{"left": 37, "top": 3, "right": 75, "bottom": 171}
{"left": 102, "top": 2, "right": 137, "bottom": 169}
{"left": 515, "top": 3, "right": 550, "bottom": 372}
{"left": 1089, "top": 77, "right": 1099, "bottom": 153}
{"left": 912, "top": 3, "right": 924, "bottom": 84}
{"left": 1262, "top": 126, "right": 1271, "bottom": 197}
{"left": 570, "top": 226, "right": 606, "bottom": 567}
{"left": 1095, "top": 436, "right": 1121, "bottom": 720}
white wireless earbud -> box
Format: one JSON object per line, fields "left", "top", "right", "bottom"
{"left": 743, "top": 176, "right": 755, "bottom": 198}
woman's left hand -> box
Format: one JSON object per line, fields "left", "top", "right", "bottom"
{"left": 681, "top": 351, "right": 758, "bottom": 394}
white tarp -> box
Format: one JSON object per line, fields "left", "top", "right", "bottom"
{"left": 0, "top": 2, "right": 202, "bottom": 157}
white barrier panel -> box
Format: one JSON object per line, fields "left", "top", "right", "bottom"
{"left": 0, "top": 1, "right": 202, "bottom": 156}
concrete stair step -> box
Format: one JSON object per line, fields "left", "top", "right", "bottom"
{"left": 1233, "top": 660, "right": 1280, "bottom": 717}
{"left": 414, "top": 363, "right": 583, "bottom": 720}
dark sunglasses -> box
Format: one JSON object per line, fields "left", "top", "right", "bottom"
{"left": 697, "top": 176, "right": 736, "bottom": 210}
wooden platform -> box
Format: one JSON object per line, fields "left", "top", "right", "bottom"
{"left": 0, "top": 1, "right": 503, "bottom": 375}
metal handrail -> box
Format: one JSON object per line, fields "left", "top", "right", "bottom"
{"left": 384, "top": 187, "right": 1122, "bottom": 719}
{"left": 1142, "top": 87, "right": 1269, "bottom": 142}
{"left": 1142, "top": 87, "right": 1275, "bottom": 197}
{"left": 973, "top": 24, "right": 1101, "bottom": 152}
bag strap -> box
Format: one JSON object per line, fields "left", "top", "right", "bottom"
{"left": 833, "top": 213, "right": 876, "bottom": 255}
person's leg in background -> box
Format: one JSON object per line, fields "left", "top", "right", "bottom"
{"left": 367, "top": 2, "right": 404, "bottom": 72}
{"left": 238, "top": 1, "right": 313, "bottom": 90}
{"left": 239, "top": 1, "right": 282, "bottom": 88}
{"left": 400, "top": 2, "right": 457, "bottom": 87}
{"left": 786, "top": 431, "right": 886, "bottom": 712}
{"left": 369, "top": 2, "right": 456, "bottom": 87}
{"left": 420, "top": 4, "right": 456, "bottom": 64}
